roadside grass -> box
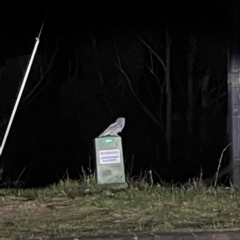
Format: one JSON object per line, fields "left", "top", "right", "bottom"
{"left": 0, "top": 176, "right": 240, "bottom": 238}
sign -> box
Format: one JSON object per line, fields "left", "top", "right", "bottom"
{"left": 99, "top": 149, "right": 120, "bottom": 164}
{"left": 94, "top": 136, "right": 127, "bottom": 189}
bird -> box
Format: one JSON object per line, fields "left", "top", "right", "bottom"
{"left": 99, "top": 117, "right": 125, "bottom": 137}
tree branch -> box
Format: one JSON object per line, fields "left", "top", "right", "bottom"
{"left": 115, "top": 62, "right": 162, "bottom": 129}
{"left": 132, "top": 29, "right": 166, "bottom": 72}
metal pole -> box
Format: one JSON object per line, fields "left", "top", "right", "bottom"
{"left": 228, "top": 0, "right": 240, "bottom": 186}
{"left": 0, "top": 28, "right": 43, "bottom": 155}
{"left": 228, "top": 55, "right": 240, "bottom": 186}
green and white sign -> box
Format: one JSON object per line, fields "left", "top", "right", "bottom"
{"left": 94, "top": 136, "right": 127, "bottom": 189}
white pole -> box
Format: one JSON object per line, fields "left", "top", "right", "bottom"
{"left": 0, "top": 37, "right": 40, "bottom": 155}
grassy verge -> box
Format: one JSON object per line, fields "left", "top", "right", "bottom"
{"left": 0, "top": 178, "right": 240, "bottom": 238}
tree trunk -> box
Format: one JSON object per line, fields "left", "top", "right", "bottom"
{"left": 186, "top": 36, "right": 196, "bottom": 135}
{"left": 200, "top": 71, "right": 210, "bottom": 140}
{"left": 165, "top": 28, "right": 172, "bottom": 164}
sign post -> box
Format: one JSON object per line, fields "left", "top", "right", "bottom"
{"left": 94, "top": 136, "right": 127, "bottom": 189}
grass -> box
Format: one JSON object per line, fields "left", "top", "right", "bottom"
{"left": 0, "top": 176, "right": 240, "bottom": 238}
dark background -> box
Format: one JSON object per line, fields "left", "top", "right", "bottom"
{"left": 0, "top": 0, "right": 231, "bottom": 187}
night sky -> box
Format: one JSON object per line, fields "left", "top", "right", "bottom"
{"left": 0, "top": 0, "right": 233, "bottom": 187}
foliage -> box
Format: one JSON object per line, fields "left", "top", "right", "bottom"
{"left": 0, "top": 178, "right": 240, "bottom": 238}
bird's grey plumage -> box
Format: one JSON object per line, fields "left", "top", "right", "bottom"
{"left": 99, "top": 117, "right": 125, "bottom": 137}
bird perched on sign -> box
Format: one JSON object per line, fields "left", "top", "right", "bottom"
{"left": 99, "top": 117, "right": 125, "bottom": 137}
